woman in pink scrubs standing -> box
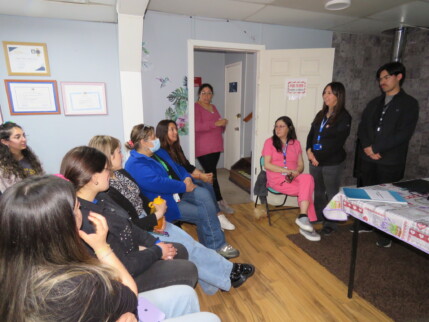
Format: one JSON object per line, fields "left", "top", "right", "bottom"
{"left": 195, "top": 83, "right": 234, "bottom": 215}
{"left": 262, "top": 116, "right": 320, "bottom": 242}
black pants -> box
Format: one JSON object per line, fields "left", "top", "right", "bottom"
{"left": 357, "top": 158, "right": 405, "bottom": 242}
{"left": 357, "top": 158, "right": 405, "bottom": 188}
{"left": 134, "top": 242, "right": 198, "bottom": 292}
{"left": 197, "top": 152, "right": 222, "bottom": 201}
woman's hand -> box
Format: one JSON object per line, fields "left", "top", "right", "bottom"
{"left": 215, "top": 118, "right": 228, "bottom": 127}
{"left": 154, "top": 201, "right": 167, "bottom": 221}
{"left": 116, "top": 313, "right": 137, "bottom": 322}
{"left": 184, "top": 177, "right": 196, "bottom": 192}
{"left": 157, "top": 242, "right": 177, "bottom": 260}
{"left": 290, "top": 170, "right": 300, "bottom": 178}
{"left": 200, "top": 172, "right": 213, "bottom": 184}
{"left": 307, "top": 149, "right": 319, "bottom": 167}
{"left": 78, "top": 212, "right": 109, "bottom": 252}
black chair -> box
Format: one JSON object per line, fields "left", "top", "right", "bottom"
{"left": 254, "top": 156, "right": 299, "bottom": 226}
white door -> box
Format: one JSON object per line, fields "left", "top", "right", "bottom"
{"left": 252, "top": 48, "right": 335, "bottom": 204}
{"left": 224, "top": 62, "right": 242, "bottom": 169}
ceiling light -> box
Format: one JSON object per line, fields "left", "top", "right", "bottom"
{"left": 324, "top": 0, "right": 351, "bottom": 10}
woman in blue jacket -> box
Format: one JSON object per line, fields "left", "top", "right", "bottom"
{"left": 125, "top": 124, "right": 239, "bottom": 260}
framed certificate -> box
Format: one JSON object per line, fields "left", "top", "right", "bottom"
{"left": 61, "top": 82, "right": 107, "bottom": 116}
{"left": 4, "top": 80, "right": 61, "bottom": 115}
{"left": 2, "top": 41, "right": 51, "bottom": 76}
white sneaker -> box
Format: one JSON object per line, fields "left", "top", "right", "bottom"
{"left": 295, "top": 216, "right": 313, "bottom": 232}
{"left": 218, "top": 214, "right": 235, "bottom": 230}
{"left": 299, "top": 228, "right": 321, "bottom": 242}
{"left": 218, "top": 200, "right": 234, "bottom": 214}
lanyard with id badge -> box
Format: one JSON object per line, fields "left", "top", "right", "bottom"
{"left": 281, "top": 143, "right": 293, "bottom": 184}
{"left": 313, "top": 116, "right": 330, "bottom": 151}
{"left": 153, "top": 154, "right": 181, "bottom": 202}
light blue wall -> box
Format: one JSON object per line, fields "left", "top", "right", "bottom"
{"left": 142, "top": 11, "right": 333, "bottom": 158}
{"left": 0, "top": 14, "right": 123, "bottom": 173}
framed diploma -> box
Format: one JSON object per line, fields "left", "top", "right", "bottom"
{"left": 61, "top": 82, "right": 107, "bottom": 116}
{"left": 2, "top": 41, "right": 51, "bottom": 76}
{"left": 4, "top": 80, "right": 61, "bottom": 115}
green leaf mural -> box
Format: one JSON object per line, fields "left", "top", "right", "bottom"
{"left": 165, "top": 76, "right": 188, "bottom": 135}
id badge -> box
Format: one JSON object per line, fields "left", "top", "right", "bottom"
{"left": 173, "top": 193, "right": 181, "bottom": 202}
{"left": 313, "top": 143, "right": 322, "bottom": 151}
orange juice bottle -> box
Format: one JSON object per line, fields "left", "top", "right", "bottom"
{"left": 149, "top": 196, "right": 165, "bottom": 230}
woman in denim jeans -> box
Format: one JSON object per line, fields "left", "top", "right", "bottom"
{"left": 124, "top": 124, "right": 240, "bottom": 260}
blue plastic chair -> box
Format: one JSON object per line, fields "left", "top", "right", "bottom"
{"left": 255, "top": 156, "right": 298, "bottom": 225}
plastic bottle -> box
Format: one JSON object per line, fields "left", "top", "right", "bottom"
{"left": 149, "top": 196, "right": 165, "bottom": 230}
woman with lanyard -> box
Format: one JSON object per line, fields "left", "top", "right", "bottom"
{"left": 262, "top": 116, "right": 320, "bottom": 241}
{"left": 124, "top": 124, "right": 240, "bottom": 259}
{"left": 306, "top": 82, "right": 351, "bottom": 236}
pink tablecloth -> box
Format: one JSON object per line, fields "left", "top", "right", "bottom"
{"left": 323, "top": 182, "right": 429, "bottom": 254}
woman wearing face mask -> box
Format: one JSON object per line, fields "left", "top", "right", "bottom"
{"left": 306, "top": 82, "right": 351, "bottom": 236}
{"left": 195, "top": 83, "right": 234, "bottom": 215}
{"left": 89, "top": 135, "right": 255, "bottom": 295}
{"left": 156, "top": 119, "right": 235, "bottom": 231}
{"left": 124, "top": 124, "right": 240, "bottom": 260}
{"left": 0, "top": 122, "right": 43, "bottom": 193}
{"left": 60, "top": 146, "right": 198, "bottom": 293}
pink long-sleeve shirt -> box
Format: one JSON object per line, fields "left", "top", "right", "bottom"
{"left": 195, "top": 102, "right": 224, "bottom": 157}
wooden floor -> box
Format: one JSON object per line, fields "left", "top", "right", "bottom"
{"left": 181, "top": 203, "right": 392, "bottom": 322}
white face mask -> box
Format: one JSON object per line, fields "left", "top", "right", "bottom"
{"left": 149, "top": 138, "right": 161, "bottom": 153}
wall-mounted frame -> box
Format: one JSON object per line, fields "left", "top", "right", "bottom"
{"left": 61, "top": 82, "right": 107, "bottom": 116}
{"left": 2, "top": 41, "right": 51, "bottom": 76}
{"left": 4, "top": 80, "right": 60, "bottom": 115}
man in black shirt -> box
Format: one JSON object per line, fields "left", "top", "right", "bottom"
{"left": 356, "top": 62, "right": 419, "bottom": 247}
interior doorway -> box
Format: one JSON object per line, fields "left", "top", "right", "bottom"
{"left": 224, "top": 61, "right": 242, "bottom": 170}
{"left": 188, "top": 40, "right": 335, "bottom": 202}
{"left": 189, "top": 41, "right": 263, "bottom": 196}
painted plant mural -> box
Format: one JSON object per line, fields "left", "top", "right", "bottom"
{"left": 165, "top": 76, "right": 188, "bottom": 135}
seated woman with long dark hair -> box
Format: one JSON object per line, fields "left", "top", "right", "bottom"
{"left": 0, "top": 122, "right": 43, "bottom": 192}
{"left": 0, "top": 175, "right": 220, "bottom": 322}
{"left": 124, "top": 124, "right": 239, "bottom": 259}
{"left": 60, "top": 146, "right": 198, "bottom": 293}
{"left": 263, "top": 116, "right": 320, "bottom": 242}
{"left": 0, "top": 175, "right": 137, "bottom": 321}
{"left": 156, "top": 119, "right": 235, "bottom": 231}
{"left": 89, "top": 135, "right": 255, "bottom": 295}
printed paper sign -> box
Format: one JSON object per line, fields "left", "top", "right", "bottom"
{"left": 285, "top": 78, "right": 307, "bottom": 100}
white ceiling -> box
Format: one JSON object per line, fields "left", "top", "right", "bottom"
{"left": 0, "top": 0, "right": 429, "bottom": 34}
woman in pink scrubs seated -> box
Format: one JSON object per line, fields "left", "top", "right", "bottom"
{"left": 262, "top": 116, "right": 320, "bottom": 242}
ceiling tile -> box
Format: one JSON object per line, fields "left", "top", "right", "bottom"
{"left": 246, "top": 6, "right": 355, "bottom": 30}
{"left": 267, "top": 0, "right": 416, "bottom": 17}
{"left": 369, "top": 1, "right": 429, "bottom": 27}
{"left": 148, "top": 0, "right": 265, "bottom": 20}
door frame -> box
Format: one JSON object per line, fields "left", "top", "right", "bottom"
{"left": 187, "top": 40, "right": 265, "bottom": 166}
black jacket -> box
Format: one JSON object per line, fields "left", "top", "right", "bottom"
{"left": 306, "top": 110, "right": 352, "bottom": 166}
{"left": 357, "top": 89, "right": 419, "bottom": 165}
{"left": 79, "top": 196, "right": 162, "bottom": 277}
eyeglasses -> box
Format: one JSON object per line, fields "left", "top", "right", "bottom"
{"left": 200, "top": 91, "right": 213, "bottom": 96}
{"left": 377, "top": 75, "right": 392, "bottom": 82}
{"left": 275, "top": 125, "right": 287, "bottom": 129}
